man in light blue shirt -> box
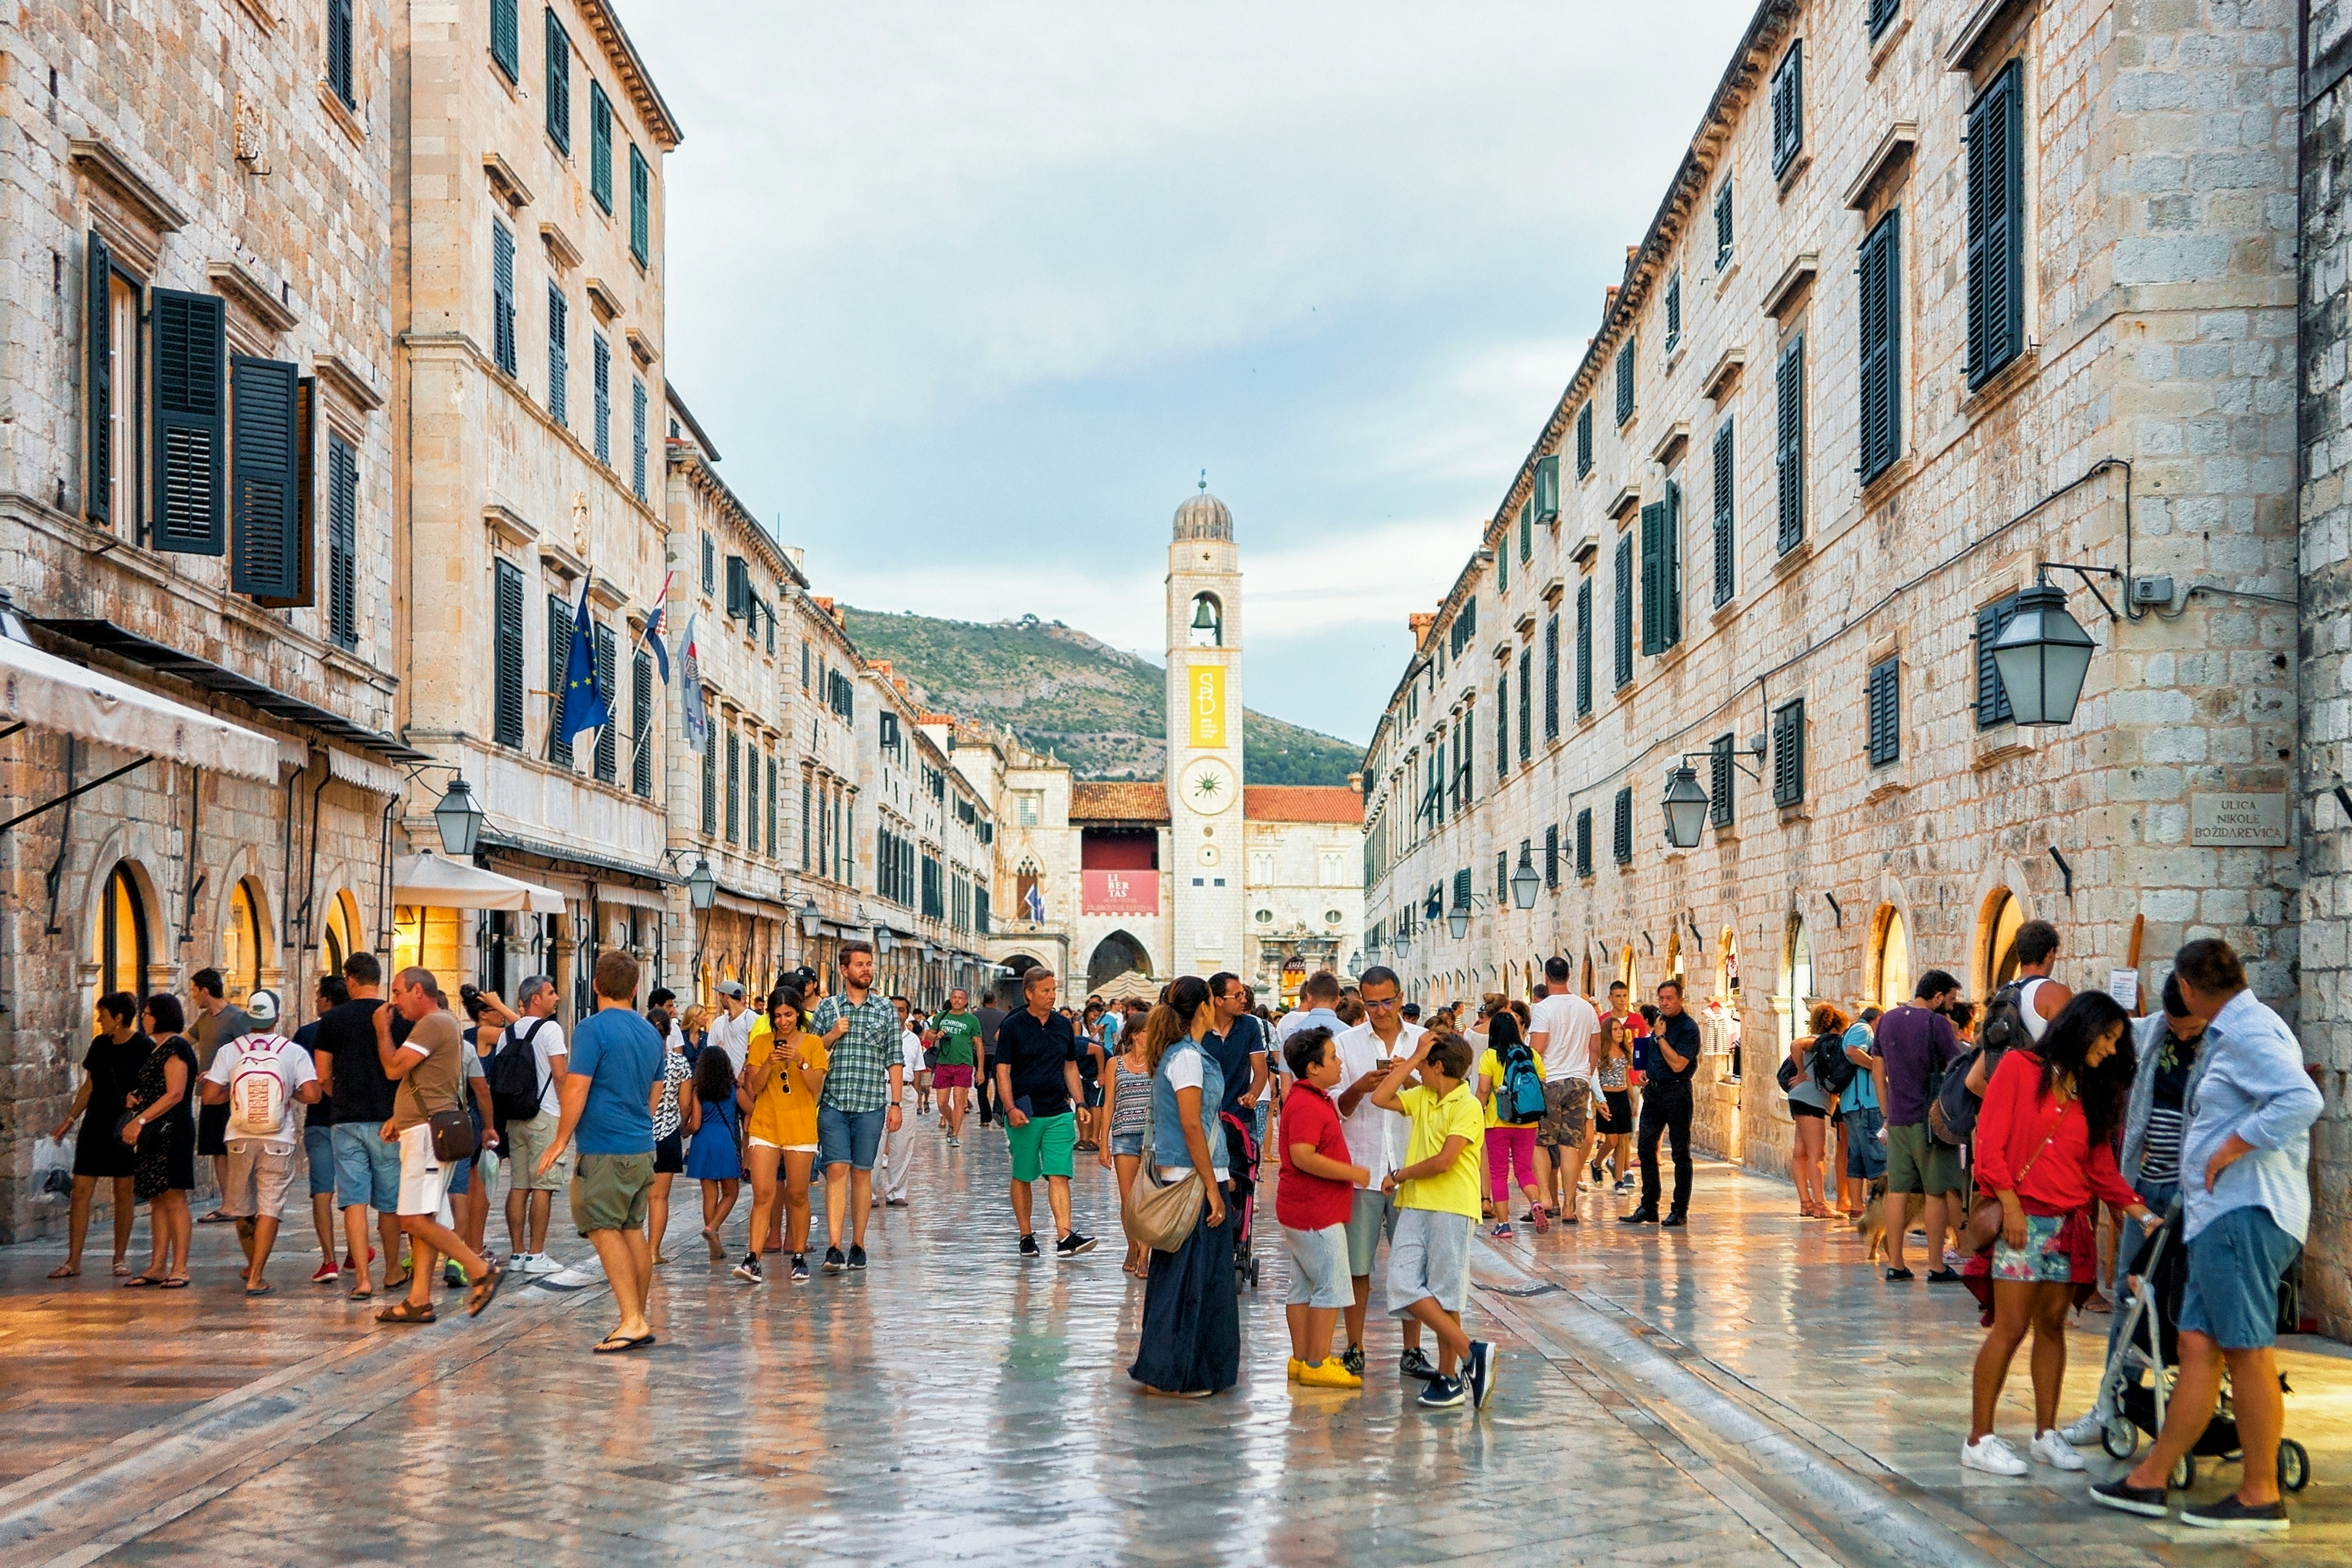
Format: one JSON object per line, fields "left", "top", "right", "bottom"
{"left": 2097, "top": 939, "right": 2322, "bottom": 1532}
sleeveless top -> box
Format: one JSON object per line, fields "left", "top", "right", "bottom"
{"left": 1109, "top": 1055, "right": 1150, "bottom": 1137}
{"left": 2018, "top": 976, "right": 2057, "bottom": 1042}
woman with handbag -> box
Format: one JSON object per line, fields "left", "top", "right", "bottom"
{"left": 121, "top": 995, "right": 198, "bottom": 1288}
{"left": 1126, "top": 976, "right": 1236, "bottom": 1398}
{"left": 1962, "top": 990, "right": 2159, "bottom": 1477}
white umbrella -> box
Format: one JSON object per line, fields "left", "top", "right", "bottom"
{"left": 390, "top": 852, "right": 565, "bottom": 913}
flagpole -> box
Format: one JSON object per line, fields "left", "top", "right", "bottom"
{"left": 622, "top": 570, "right": 679, "bottom": 782}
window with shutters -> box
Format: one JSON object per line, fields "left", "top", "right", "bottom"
{"left": 1770, "top": 41, "right": 1803, "bottom": 179}
{"left": 326, "top": 0, "right": 356, "bottom": 110}
{"left": 1709, "top": 733, "right": 1735, "bottom": 827}
{"left": 1858, "top": 210, "right": 1902, "bottom": 484}
{"left": 725, "top": 729, "right": 741, "bottom": 843}
{"left": 593, "top": 622, "right": 618, "bottom": 783}
{"left": 631, "top": 379, "right": 647, "bottom": 499}
{"left": 1615, "top": 338, "right": 1636, "bottom": 424}
{"left": 1494, "top": 675, "right": 1508, "bottom": 781}
{"left": 1574, "top": 578, "right": 1594, "bottom": 717}
{"left": 1497, "top": 538, "right": 1507, "bottom": 592}
{"left": 491, "top": 222, "right": 518, "bottom": 376}
{"left": 328, "top": 432, "right": 359, "bottom": 647}
{"left": 546, "top": 594, "right": 574, "bottom": 767}
{"left": 546, "top": 286, "right": 567, "bottom": 424}
{"left": 230, "top": 357, "right": 301, "bottom": 600}
{"left": 1869, "top": 0, "right": 1900, "bottom": 41}
{"left": 1772, "top": 698, "right": 1806, "bottom": 807}
{"left": 589, "top": 83, "right": 613, "bottom": 213}
{"left": 630, "top": 145, "right": 651, "bottom": 265}
{"left": 1575, "top": 402, "right": 1593, "bottom": 478}
{"left": 1543, "top": 823, "right": 1559, "bottom": 888}
{"left": 1542, "top": 614, "right": 1560, "bottom": 740}
{"left": 544, "top": 9, "right": 571, "bottom": 154}
{"left": 490, "top": 0, "right": 518, "bottom": 81}
{"left": 1519, "top": 499, "right": 1533, "bottom": 562}
{"left": 493, "top": 560, "right": 526, "bottom": 747}
{"left": 1868, "top": 656, "right": 1901, "bottom": 766}
{"left": 800, "top": 638, "right": 811, "bottom": 689}
{"left": 152, "top": 289, "right": 227, "bottom": 556}
{"left": 1452, "top": 867, "right": 1473, "bottom": 916}
{"left": 1575, "top": 809, "right": 1594, "bottom": 878}
{"left": 1966, "top": 60, "right": 2026, "bottom": 389}
{"left": 1975, "top": 594, "right": 2022, "bottom": 727}
{"left": 702, "top": 736, "right": 718, "bottom": 835}
{"left": 1495, "top": 852, "right": 1508, "bottom": 903}
{"left": 1638, "top": 487, "right": 1683, "bottom": 656}
{"left": 1533, "top": 453, "right": 1559, "bottom": 523}
{"left": 1612, "top": 532, "right": 1634, "bottom": 688}
{"left": 1775, "top": 334, "right": 1805, "bottom": 554}
{"left": 85, "top": 235, "right": 142, "bottom": 530}
{"left": 1612, "top": 788, "right": 1633, "bottom": 865}
{"left": 800, "top": 775, "right": 811, "bottom": 865}
{"left": 1517, "top": 649, "right": 1532, "bottom": 762}
{"left": 632, "top": 649, "right": 654, "bottom": 796}
{"left": 1711, "top": 420, "right": 1736, "bottom": 606}
{"left": 1714, "top": 179, "right": 1733, "bottom": 268}
{"left": 1664, "top": 270, "right": 1682, "bottom": 355}
{"left": 765, "top": 756, "right": 778, "bottom": 854}
{"left": 745, "top": 732, "right": 760, "bottom": 845}
{"left": 702, "top": 532, "right": 717, "bottom": 596}
{"left": 592, "top": 334, "right": 611, "bottom": 464}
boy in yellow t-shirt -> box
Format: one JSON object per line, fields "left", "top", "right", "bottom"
{"left": 1373, "top": 1030, "right": 1495, "bottom": 1412}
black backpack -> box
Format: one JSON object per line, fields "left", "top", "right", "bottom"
{"left": 1808, "top": 1031, "right": 1857, "bottom": 1098}
{"left": 1975, "top": 981, "right": 2031, "bottom": 1056}
{"left": 489, "top": 1017, "right": 548, "bottom": 1122}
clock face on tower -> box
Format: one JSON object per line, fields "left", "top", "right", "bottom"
{"left": 1178, "top": 756, "right": 1237, "bottom": 815}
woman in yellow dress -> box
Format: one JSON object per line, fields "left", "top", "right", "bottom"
{"left": 735, "top": 988, "right": 829, "bottom": 1285}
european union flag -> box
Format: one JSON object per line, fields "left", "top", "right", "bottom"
{"left": 555, "top": 582, "right": 609, "bottom": 744}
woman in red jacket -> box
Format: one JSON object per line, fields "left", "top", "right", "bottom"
{"left": 1963, "top": 990, "right": 2162, "bottom": 1479}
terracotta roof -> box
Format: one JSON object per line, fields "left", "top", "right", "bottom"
{"left": 1070, "top": 782, "right": 1170, "bottom": 824}
{"left": 1244, "top": 786, "right": 1364, "bottom": 825}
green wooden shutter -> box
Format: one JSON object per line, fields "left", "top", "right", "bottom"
{"left": 1613, "top": 531, "right": 1634, "bottom": 687}
{"left": 151, "top": 289, "right": 227, "bottom": 556}
{"left": 1495, "top": 674, "right": 1509, "bottom": 780}
{"left": 630, "top": 144, "right": 650, "bottom": 263}
{"left": 1770, "top": 41, "right": 1803, "bottom": 177}
{"left": 1868, "top": 657, "right": 1901, "bottom": 766}
{"left": 589, "top": 82, "right": 612, "bottom": 212}
{"left": 1612, "top": 788, "right": 1632, "bottom": 864}
{"left": 1976, "top": 597, "right": 2019, "bottom": 726}
{"left": 1574, "top": 579, "right": 1593, "bottom": 716}
{"left": 1869, "top": 0, "right": 1901, "bottom": 40}
{"left": 594, "top": 621, "right": 619, "bottom": 782}
{"left": 326, "top": 429, "right": 358, "bottom": 640}
{"left": 1665, "top": 480, "right": 1683, "bottom": 646}
{"left": 1534, "top": 453, "right": 1559, "bottom": 522}
{"left": 593, "top": 334, "right": 611, "bottom": 463}
{"left": 546, "top": 285, "right": 567, "bottom": 424}
{"left": 1966, "top": 61, "right": 2024, "bottom": 387}
{"left": 1615, "top": 338, "right": 1636, "bottom": 424}
{"left": 1576, "top": 402, "right": 1593, "bottom": 477}
{"left": 327, "top": 0, "right": 355, "bottom": 108}
{"left": 547, "top": 594, "right": 574, "bottom": 767}
{"left": 230, "top": 356, "right": 302, "bottom": 598}
{"left": 703, "top": 731, "right": 717, "bottom": 833}
{"left": 1711, "top": 420, "right": 1735, "bottom": 606}
{"left": 1542, "top": 613, "right": 1559, "bottom": 739}
{"left": 1518, "top": 649, "right": 1532, "bottom": 761}
{"left": 1709, "top": 734, "right": 1734, "bottom": 827}
{"left": 1714, "top": 179, "right": 1733, "bottom": 267}
{"left": 1497, "top": 538, "right": 1508, "bottom": 592}
{"left": 1544, "top": 823, "right": 1559, "bottom": 887}
{"left": 1638, "top": 500, "right": 1665, "bottom": 655}
{"left": 491, "top": 0, "right": 519, "bottom": 80}
{"left": 1665, "top": 270, "right": 1682, "bottom": 350}
{"left": 494, "top": 560, "right": 526, "bottom": 747}
{"left": 632, "top": 648, "right": 654, "bottom": 796}
{"left": 85, "top": 230, "right": 110, "bottom": 526}
{"left": 1773, "top": 699, "right": 1805, "bottom": 807}
{"left": 725, "top": 728, "right": 741, "bottom": 841}
{"left": 492, "top": 221, "right": 517, "bottom": 375}
{"left": 632, "top": 377, "right": 647, "bottom": 499}
{"left": 544, "top": 8, "right": 571, "bottom": 153}
{"left": 1519, "top": 499, "right": 1533, "bottom": 561}
{"left": 1575, "top": 809, "right": 1593, "bottom": 878}
{"left": 1776, "top": 334, "right": 1805, "bottom": 553}
{"left": 1858, "top": 211, "right": 1901, "bottom": 483}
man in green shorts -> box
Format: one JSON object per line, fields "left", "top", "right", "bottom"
{"left": 1872, "top": 968, "right": 1965, "bottom": 1283}
{"left": 992, "top": 968, "right": 1095, "bottom": 1259}
{"left": 931, "top": 989, "right": 983, "bottom": 1144}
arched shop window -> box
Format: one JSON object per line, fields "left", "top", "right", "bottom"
{"left": 1872, "top": 905, "right": 1912, "bottom": 1012}
{"left": 97, "top": 861, "right": 149, "bottom": 1003}
{"left": 1981, "top": 888, "right": 2025, "bottom": 995}
{"left": 222, "top": 878, "right": 266, "bottom": 998}
{"left": 1781, "top": 915, "right": 1813, "bottom": 1053}
{"left": 323, "top": 890, "right": 360, "bottom": 980}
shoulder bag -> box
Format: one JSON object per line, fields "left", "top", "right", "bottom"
{"left": 1121, "top": 1057, "right": 1204, "bottom": 1254}
{"left": 1960, "top": 1102, "right": 2059, "bottom": 1255}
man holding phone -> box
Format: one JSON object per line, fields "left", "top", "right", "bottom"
{"left": 1331, "top": 965, "right": 1422, "bottom": 1379}
{"left": 993, "top": 968, "right": 1095, "bottom": 1259}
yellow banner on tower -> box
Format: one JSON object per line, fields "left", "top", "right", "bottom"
{"left": 1189, "top": 665, "right": 1226, "bottom": 747}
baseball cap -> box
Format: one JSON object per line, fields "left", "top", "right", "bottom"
{"left": 716, "top": 980, "right": 747, "bottom": 1000}
{"left": 244, "top": 989, "right": 281, "bottom": 1027}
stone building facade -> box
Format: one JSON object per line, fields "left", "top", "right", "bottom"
{"left": 0, "top": 0, "right": 417, "bottom": 1238}
{"left": 1363, "top": 0, "right": 2307, "bottom": 1302}
{"left": 856, "top": 670, "right": 995, "bottom": 1003}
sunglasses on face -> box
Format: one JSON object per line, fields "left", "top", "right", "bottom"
{"left": 1365, "top": 997, "right": 1400, "bottom": 1011}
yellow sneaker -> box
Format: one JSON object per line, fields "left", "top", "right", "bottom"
{"left": 1297, "top": 1357, "right": 1363, "bottom": 1390}
{"left": 1286, "top": 1357, "right": 1303, "bottom": 1382}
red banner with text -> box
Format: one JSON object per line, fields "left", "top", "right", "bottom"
{"left": 1082, "top": 869, "right": 1159, "bottom": 915}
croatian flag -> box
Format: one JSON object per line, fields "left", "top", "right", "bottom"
{"left": 643, "top": 600, "right": 671, "bottom": 684}
{"left": 679, "top": 613, "right": 707, "bottom": 754}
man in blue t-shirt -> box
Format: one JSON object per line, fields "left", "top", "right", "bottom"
{"left": 537, "top": 950, "right": 662, "bottom": 1353}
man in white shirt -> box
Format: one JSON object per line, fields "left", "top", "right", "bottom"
{"left": 198, "top": 1013, "right": 322, "bottom": 1296}
{"left": 1332, "top": 965, "right": 1425, "bottom": 1381}
{"left": 481, "top": 976, "right": 569, "bottom": 1273}
{"left": 878, "top": 997, "right": 926, "bottom": 1207}
{"left": 1528, "top": 957, "right": 1600, "bottom": 1225}
{"left": 707, "top": 981, "right": 757, "bottom": 1073}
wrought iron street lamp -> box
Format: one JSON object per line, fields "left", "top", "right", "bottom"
{"left": 1991, "top": 582, "right": 2098, "bottom": 726}
{"left": 1447, "top": 899, "right": 1471, "bottom": 941}
{"left": 432, "top": 775, "right": 484, "bottom": 856}
{"left": 1661, "top": 765, "right": 1711, "bottom": 850}
{"left": 873, "top": 924, "right": 894, "bottom": 957}
{"left": 796, "top": 895, "right": 824, "bottom": 938}
{"left": 1509, "top": 850, "right": 1540, "bottom": 910}
{"left": 685, "top": 855, "right": 717, "bottom": 913}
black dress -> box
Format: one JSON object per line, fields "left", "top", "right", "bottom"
{"left": 129, "top": 1035, "right": 199, "bottom": 1202}
{"left": 71, "top": 1032, "right": 150, "bottom": 1180}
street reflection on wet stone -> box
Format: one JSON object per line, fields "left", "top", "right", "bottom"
{"left": 2, "top": 1126, "right": 2343, "bottom": 1566}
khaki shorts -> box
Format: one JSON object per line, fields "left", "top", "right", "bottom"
{"left": 1537, "top": 1079, "right": 1591, "bottom": 1150}
{"left": 1884, "top": 1121, "right": 1963, "bottom": 1196}
{"left": 504, "top": 1114, "right": 571, "bottom": 1192}
{"left": 221, "top": 1140, "right": 300, "bottom": 1219}
{"left": 572, "top": 1152, "right": 654, "bottom": 1234}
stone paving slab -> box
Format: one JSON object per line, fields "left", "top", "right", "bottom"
{"left": 0, "top": 1123, "right": 2343, "bottom": 1566}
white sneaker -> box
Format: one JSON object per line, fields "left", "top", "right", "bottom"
{"left": 2031, "top": 1429, "right": 2087, "bottom": 1472}
{"left": 524, "top": 1252, "right": 565, "bottom": 1276}
{"left": 1962, "top": 1434, "right": 2030, "bottom": 1477}
{"left": 2059, "top": 1411, "right": 2105, "bottom": 1447}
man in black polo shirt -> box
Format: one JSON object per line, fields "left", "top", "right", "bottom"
{"left": 992, "top": 968, "right": 1095, "bottom": 1259}
{"left": 975, "top": 991, "right": 1008, "bottom": 1128}
{"left": 312, "top": 953, "right": 406, "bottom": 1297}
{"left": 1623, "top": 978, "right": 1702, "bottom": 1227}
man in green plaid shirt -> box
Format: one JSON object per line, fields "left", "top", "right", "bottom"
{"left": 811, "top": 941, "right": 904, "bottom": 1273}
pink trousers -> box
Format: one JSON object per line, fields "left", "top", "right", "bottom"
{"left": 1486, "top": 1126, "right": 1538, "bottom": 1202}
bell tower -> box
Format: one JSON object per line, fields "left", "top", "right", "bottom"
{"left": 1166, "top": 477, "right": 1245, "bottom": 979}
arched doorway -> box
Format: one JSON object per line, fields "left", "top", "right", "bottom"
{"left": 1781, "top": 914, "right": 1814, "bottom": 1053}
{"left": 1871, "top": 904, "right": 1912, "bottom": 1011}
{"left": 322, "top": 889, "right": 360, "bottom": 979}
{"left": 1086, "top": 930, "right": 1151, "bottom": 994}
{"left": 1980, "top": 888, "right": 2026, "bottom": 995}
{"left": 221, "top": 878, "right": 268, "bottom": 1001}
{"left": 1718, "top": 926, "right": 1742, "bottom": 1079}
{"left": 96, "top": 860, "right": 150, "bottom": 1001}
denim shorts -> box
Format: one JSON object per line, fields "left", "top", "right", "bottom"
{"left": 2181, "top": 1205, "right": 2301, "bottom": 1351}
{"left": 331, "top": 1122, "right": 401, "bottom": 1212}
{"left": 1110, "top": 1131, "right": 1144, "bottom": 1158}
{"left": 1843, "top": 1104, "right": 1887, "bottom": 1180}
{"left": 304, "top": 1124, "right": 338, "bottom": 1198}
{"left": 817, "top": 1104, "right": 885, "bottom": 1171}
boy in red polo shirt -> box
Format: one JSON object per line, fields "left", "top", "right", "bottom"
{"left": 1278, "top": 1026, "right": 1370, "bottom": 1390}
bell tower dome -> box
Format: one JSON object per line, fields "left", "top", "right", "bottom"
{"left": 1166, "top": 475, "right": 1245, "bottom": 979}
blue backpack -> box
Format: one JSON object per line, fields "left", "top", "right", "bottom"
{"left": 1500, "top": 1045, "right": 1547, "bottom": 1125}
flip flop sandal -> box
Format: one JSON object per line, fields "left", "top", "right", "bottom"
{"left": 244, "top": 1282, "right": 274, "bottom": 1297}
{"left": 466, "top": 1265, "right": 508, "bottom": 1317}
{"left": 121, "top": 1274, "right": 162, "bottom": 1288}
{"left": 592, "top": 1332, "right": 656, "bottom": 1354}
{"left": 112, "top": 1262, "right": 134, "bottom": 1277}
{"left": 47, "top": 1265, "right": 79, "bottom": 1279}
{"left": 159, "top": 1276, "right": 190, "bottom": 1289}
{"left": 375, "top": 1301, "right": 436, "bottom": 1325}
{"left": 348, "top": 1285, "right": 375, "bottom": 1300}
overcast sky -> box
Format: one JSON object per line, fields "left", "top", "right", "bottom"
{"left": 632, "top": 1, "right": 1756, "bottom": 747}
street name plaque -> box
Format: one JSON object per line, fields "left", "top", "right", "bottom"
{"left": 2188, "top": 791, "right": 2288, "bottom": 848}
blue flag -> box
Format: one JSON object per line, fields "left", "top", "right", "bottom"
{"left": 555, "top": 583, "right": 609, "bottom": 743}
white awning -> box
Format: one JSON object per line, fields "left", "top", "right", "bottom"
{"left": 0, "top": 633, "right": 279, "bottom": 782}
{"left": 390, "top": 852, "right": 566, "bottom": 913}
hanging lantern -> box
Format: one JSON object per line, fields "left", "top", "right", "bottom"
{"left": 1990, "top": 583, "right": 2097, "bottom": 726}
{"left": 1661, "top": 765, "right": 1711, "bottom": 850}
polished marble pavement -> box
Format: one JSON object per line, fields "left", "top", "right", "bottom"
{"left": 0, "top": 1115, "right": 2342, "bottom": 1566}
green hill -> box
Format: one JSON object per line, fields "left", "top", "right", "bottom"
{"left": 841, "top": 608, "right": 1363, "bottom": 786}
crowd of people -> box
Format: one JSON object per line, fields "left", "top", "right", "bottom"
{"left": 41, "top": 924, "right": 2323, "bottom": 1522}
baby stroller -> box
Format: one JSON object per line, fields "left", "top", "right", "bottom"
{"left": 2091, "top": 1202, "right": 2312, "bottom": 1494}
{"left": 1220, "top": 1107, "right": 1262, "bottom": 1292}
